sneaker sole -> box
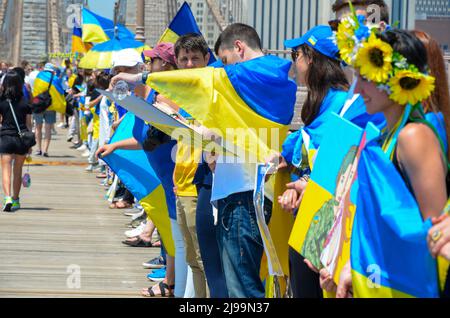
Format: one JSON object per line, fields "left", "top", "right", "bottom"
{"left": 147, "top": 277, "right": 165, "bottom": 282}
{"left": 143, "top": 263, "right": 165, "bottom": 269}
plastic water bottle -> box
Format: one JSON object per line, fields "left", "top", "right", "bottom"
{"left": 113, "top": 80, "right": 129, "bottom": 101}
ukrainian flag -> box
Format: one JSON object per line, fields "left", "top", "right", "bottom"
{"left": 146, "top": 54, "right": 297, "bottom": 279}
{"left": 102, "top": 113, "right": 175, "bottom": 256}
{"left": 159, "top": 1, "right": 216, "bottom": 64}
{"left": 78, "top": 38, "right": 145, "bottom": 70}
{"left": 72, "top": 26, "right": 93, "bottom": 54}
{"left": 32, "top": 71, "right": 67, "bottom": 114}
{"left": 351, "top": 135, "right": 439, "bottom": 298}
{"left": 82, "top": 8, "right": 134, "bottom": 43}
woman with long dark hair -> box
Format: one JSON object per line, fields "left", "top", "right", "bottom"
{"left": 328, "top": 19, "right": 448, "bottom": 297}
{"left": 268, "top": 26, "right": 353, "bottom": 298}
{"left": 409, "top": 30, "right": 450, "bottom": 298}
{"left": 0, "top": 71, "right": 33, "bottom": 212}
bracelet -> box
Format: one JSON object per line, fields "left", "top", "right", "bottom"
{"left": 142, "top": 71, "right": 149, "bottom": 84}
{"left": 301, "top": 174, "right": 311, "bottom": 183}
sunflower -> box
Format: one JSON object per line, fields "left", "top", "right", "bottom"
{"left": 336, "top": 19, "right": 356, "bottom": 65}
{"left": 389, "top": 70, "right": 435, "bottom": 105}
{"left": 355, "top": 32, "right": 393, "bottom": 83}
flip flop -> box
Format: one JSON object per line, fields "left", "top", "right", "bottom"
{"left": 122, "top": 237, "right": 153, "bottom": 248}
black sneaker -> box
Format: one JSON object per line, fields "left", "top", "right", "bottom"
{"left": 43, "top": 153, "right": 49, "bottom": 158}
{"left": 34, "top": 150, "right": 42, "bottom": 156}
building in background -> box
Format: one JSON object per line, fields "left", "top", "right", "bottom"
{"left": 117, "top": 0, "right": 178, "bottom": 46}
{"left": 415, "top": 0, "right": 450, "bottom": 53}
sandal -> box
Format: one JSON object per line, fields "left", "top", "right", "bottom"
{"left": 142, "top": 282, "right": 175, "bottom": 298}
{"left": 122, "top": 237, "right": 153, "bottom": 248}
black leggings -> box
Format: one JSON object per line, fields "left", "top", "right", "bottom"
{"left": 289, "top": 247, "right": 323, "bottom": 298}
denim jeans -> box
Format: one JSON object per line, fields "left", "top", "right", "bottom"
{"left": 196, "top": 184, "right": 228, "bottom": 298}
{"left": 216, "top": 191, "right": 272, "bottom": 298}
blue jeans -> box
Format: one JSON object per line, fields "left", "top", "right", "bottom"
{"left": 170, "top": 218, "right": 188, "bottom": 298}
{"left": 196, "top": 184, "right": 229, "bottom": 298}
{"left": 216, "top": 191, "right": 272, "bottom": 298}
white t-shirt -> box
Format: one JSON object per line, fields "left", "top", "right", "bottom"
{"left": 27, "top": 70, "right": 39, "bottom": 91}
{"left": 211, "top": 159, "right": 255, "bottom": 204}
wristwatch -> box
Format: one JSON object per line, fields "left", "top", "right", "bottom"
{"left": 141, "top": 71, "right": 150, "bottom": 84}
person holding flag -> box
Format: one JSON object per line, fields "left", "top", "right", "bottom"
{"left": 330, "top": 12, "right": 447, "bottom": 297}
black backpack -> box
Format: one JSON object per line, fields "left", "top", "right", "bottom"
{"left": 31, "top": 72, "right": 54, "bottom": 114}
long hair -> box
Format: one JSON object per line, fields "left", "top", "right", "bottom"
{"left": 0, "top": 70, "right": 24, "bottom": 103}
{"left": 300, "top": 44, "right": 349, "bottom": 126}
{"left": 411, "top": 30, "right": 450, "bottom": 161}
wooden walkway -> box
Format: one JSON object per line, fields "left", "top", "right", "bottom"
{"left": 0, "top": 127, "right": 158, "bottom": 297}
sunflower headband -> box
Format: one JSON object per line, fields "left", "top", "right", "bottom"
{"left": 334, "top": 13, "right": 435, "bottom": 106}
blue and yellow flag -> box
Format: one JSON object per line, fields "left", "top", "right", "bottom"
{"left": 288, "top": 114, "right": 368, "bottom": 285}
{"left": 32, "top": 71, "right": 67, "bottom": 114}
{"left": 159, "top": 1, "right": 216, "bottom": 64}
{"left": 146, "top": 54, "right": 297, "bottom": 280}
{"left": 72, "top": 26, "right": 93, "bottom": 54}
{"left": 103, "top": 113, "right": 175, "bottom": 256}
{"left": 82, "top": 8, "right": 134, "bottom": 43}
{"left": 78, "top": 38, "right": 145, "bottom": 70}
{"left": 351, "top": 135, "right": 439, "bottom": 298}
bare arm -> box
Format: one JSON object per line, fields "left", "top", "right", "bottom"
{"left": 88, "top": 95, "right": 102, "bottom": 108}
{"left": 96, "top": 138, "right": 142, "bottom": 159}
{"left": 397, "top": 123, "right": 448, "bottom": 220}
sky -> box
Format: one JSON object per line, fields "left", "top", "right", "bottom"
{"left": 88, "top": 0, "right": 116, "bottom": 19}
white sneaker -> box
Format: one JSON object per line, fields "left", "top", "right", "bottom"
{"left": 124, "top": 221, "right": 147, "bottom": 238}
{"left": 77, "top": 144, "right": 88, "bottom": 152}
{"left": 81, "top": 150, "right": 90, "bottom": 157}
{"left": 57, "top": 123, "right": 65, "bottom": 128}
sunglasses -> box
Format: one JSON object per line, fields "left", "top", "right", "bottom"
{"left": 328, "top": 19, "right": 341, "bottom": 31}
{"left": 291, "top": 50, "right": 301, "bottom": 62}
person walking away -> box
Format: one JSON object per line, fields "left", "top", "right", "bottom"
{"left": 0, "top": 71, "right": 34, "bottom": 212}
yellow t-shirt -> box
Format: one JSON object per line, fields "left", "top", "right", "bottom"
{"left": 173, "top": 141, "right": 202, "bottom": 197}
{"left": 91, "top": 107, "right": 100, "bottom": 139}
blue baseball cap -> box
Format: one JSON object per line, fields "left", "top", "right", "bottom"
{"left": 285, "top": 25, "right": 339, "bottom": 60}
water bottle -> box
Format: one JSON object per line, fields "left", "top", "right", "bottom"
{"left": 113, "top": 80, "right": 130, "bottom": 101}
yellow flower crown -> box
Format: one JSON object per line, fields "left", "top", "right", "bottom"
{"left": 334, "top": 14, "right": 435, "bottom": 106}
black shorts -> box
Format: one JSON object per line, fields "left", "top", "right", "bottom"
{"left": 0, "top": 134, "right": 30, "bottom": 155}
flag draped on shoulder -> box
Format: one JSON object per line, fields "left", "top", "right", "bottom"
{"left": 32, "top": 71, "right": 67, "bottom": 114}
{"left": 146, "top": 55, "right": 296, "bottom": 163}
{"left": 102, "top": 113, "right": 175, "bottom": 256}
{"left": 146, "top": 54, "right": 297, "bottom": 282}
{"left": 82, "top": 8, "right": 134, "bottom": 43}
{"left": 159, "top": 1, "right": 216, "bottom": 64}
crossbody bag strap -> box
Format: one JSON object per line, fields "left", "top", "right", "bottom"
{"left": 7, "top": 99, "right": 23, "bottom": 135}
{"left": 47, "top": 72, "right": 55, "bottom": 93}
